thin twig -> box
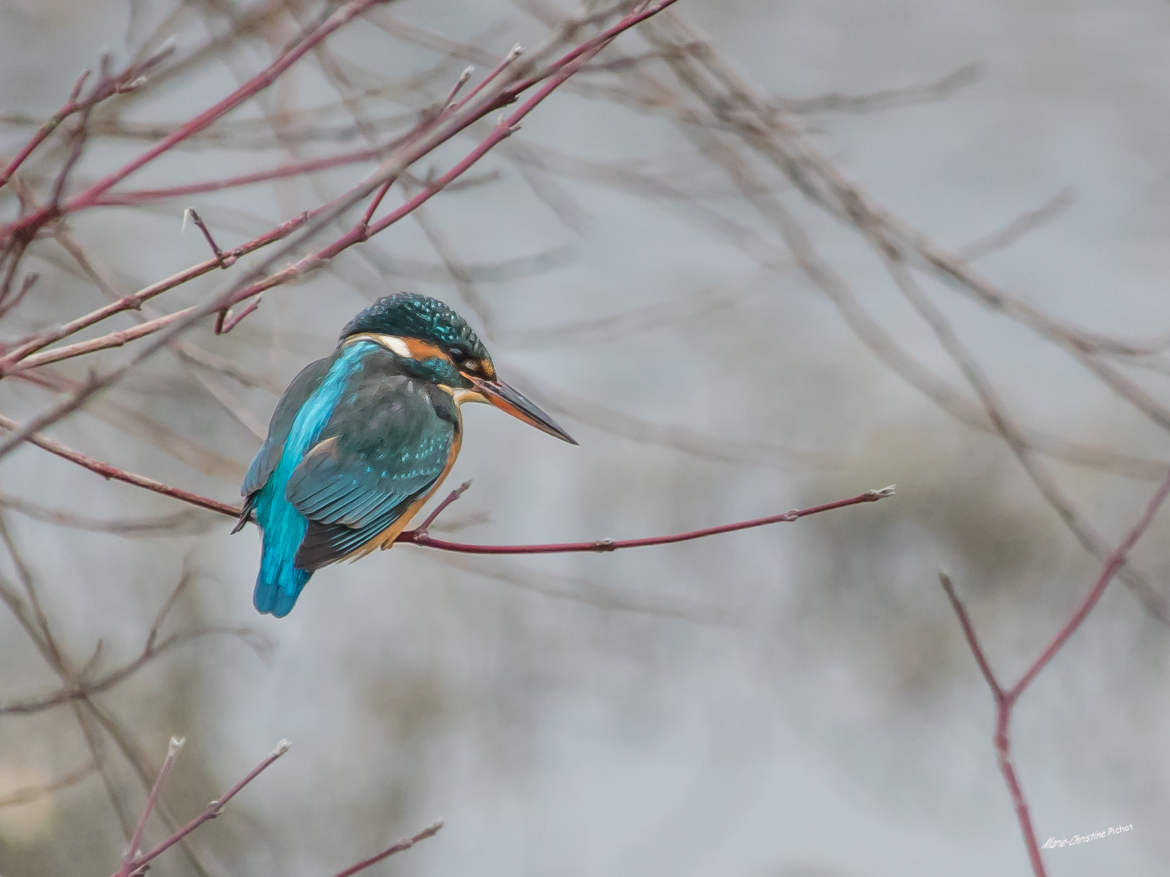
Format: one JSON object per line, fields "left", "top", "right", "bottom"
{"left": 118, "top": 736, "right": 186, "bottom": 876}
{"left": 0, "top": 760, "right": 96, "bottom": 808}
{"left": 184, "top": 208, "right": 232, "bottom": 267}
{"left": 116, "top": 740, "right": 291, "bottom": 877}
{"left": 412, "top": 480, "right": 473, "bottom": 533}
{"left": 401, "top": 486, "right": 896, "bottom": 554}
{"left": 329, "top": 821, "right": 444, "bottom": 877}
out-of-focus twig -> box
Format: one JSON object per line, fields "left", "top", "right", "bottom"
{"left": 958, "top": 191, "right": 1074, "bottom": 262}
{"left": 0, "top": 760, "right": 96, "bottom": 808}
{"left": 877, "top": 252, "right": 1170, "bottom": 621}
{"left": 771, "top": 63, "right": 980, "bottom": 115}
{"left": 0, "top": 413, "right": 242, "bottom": 517}
{"left": 0, "top": 493, "right": 208, "bottom": 536}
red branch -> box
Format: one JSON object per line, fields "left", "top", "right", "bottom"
{"left": 90, "top": 145, "right": 385, "bottom": 206}
{"left": 117, "top": 736, "right": 185, "bottom": 877}
{"left": 0, "top": 411, "right": 894, "bottom": 554}
{"left": 113, "top": 740, "right": 290, "bottom": 877}
{"left": 0, "top": 414, "right": 240, "bottom": 517}
{"left": 0, "top": 0, "right": 683, "bottom": 384}
{"left": 107, "top": 736, "right": 439, "bottom": 877}
{"left": 1, "top": 0, "right": 386, "bottom": 247}
{"left": 400, "top": 485, "right": 896, "bottom": 554}
{"left": 940, "top": 466, "right": 1170, "bottom": 877}
{"left": 0, "top": 209, "right": 317, "bottom": 369}
{"left": 0, "top": 44, "right": 174, "bottom": 189}
{"left": 0, "top": 0, "right": 685, "bottom": 463}
{"left": 329, "top": 821, "right": 444, "bottom": 877}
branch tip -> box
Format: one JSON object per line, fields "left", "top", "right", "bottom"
{"left": 68, "top": 69, "right": 91, "bottom": 101}
{"left": 167, "top": 736, "right": 186, "bottom": 755}
{"left": 272, "top": 738, "right": 291, "bottom": 756}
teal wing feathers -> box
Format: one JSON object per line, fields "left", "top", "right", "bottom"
{"left": 235, "top": 356, "right": 332, "bottom": 533}
{"left": 287, "top": 368, "right": 458, "bottom": 570}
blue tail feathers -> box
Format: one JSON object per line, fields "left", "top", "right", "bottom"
{"left": 252, "top": 482, "right": 314, "bottom": 616}
{"left": 253, "top": 540, "right": 311, "bottom": 617}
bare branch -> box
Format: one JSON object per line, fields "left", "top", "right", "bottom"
{"left": 114, "top": 740, "right": 291, "bottom": 877}
{"left": 329, "top": 821, "right": 444, "bottom": 877}
{"left": 118, "top": 736, "right": 186, "bottom": 876}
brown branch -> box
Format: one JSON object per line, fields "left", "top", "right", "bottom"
{"left": 0, "top": 760, "right": 96, "bottom": 808}
{"left": 621, "top": 20, "right": 1170, "bottom": 627}
{"left": 0, "top": 270, "right": 38, "bottom": 320}
{"left": 771, "top": 63, "right": 979, "bottom": 115}
{"left": 0, "top": 625, "right": 262, "bottom": 715}
{"left": 0, "top": 565, "right": 267, "bottom": 716}
{"left": 958, "top": 191, "right": 1074, "bottom": 262}
{"left": 877, "top": 253, "right": 1170, "bottom": 621}
{"left": 437, "top": 550, "right": 737, "bottom": 626}
{"left": 0, "top": 512, "right": 216, "bottom": 873}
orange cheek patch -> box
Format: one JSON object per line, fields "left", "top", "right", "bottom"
{"left": 402, "top": 338, "right": 450, "bottom": 362}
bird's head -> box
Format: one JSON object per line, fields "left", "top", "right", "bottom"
{"left": 340, "top": 293, "right": 576, "bottom": 444}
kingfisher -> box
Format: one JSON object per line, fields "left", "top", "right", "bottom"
{"left": 235, "top": 292, "right": 576, "bottom": 617}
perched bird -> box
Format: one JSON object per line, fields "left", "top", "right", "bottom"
{"left": 236, "top": 293, "right": 576, "bottom": 617}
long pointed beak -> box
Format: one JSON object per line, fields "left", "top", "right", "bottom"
{"left": 473, "top": 377, "right": 577, "bottom": 445}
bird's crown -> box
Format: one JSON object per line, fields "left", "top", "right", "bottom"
{"left": 340, "top": 293, "right": 489, "bottom": 363}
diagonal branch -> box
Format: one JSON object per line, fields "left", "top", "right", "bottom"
{"left": 329, "top": 821, "right": 444, "bottom": 877}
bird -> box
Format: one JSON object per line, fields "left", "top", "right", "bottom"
{"left": 235, "top": 292, "right": 576, "bottom": 617}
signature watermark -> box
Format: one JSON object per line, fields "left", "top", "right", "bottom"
{"left": 1042, "top": 823, "right": 1133, "bottom": 849}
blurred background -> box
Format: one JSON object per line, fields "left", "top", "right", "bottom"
{"left": 2, "top": 1, "right": 1169, "bottom": 874}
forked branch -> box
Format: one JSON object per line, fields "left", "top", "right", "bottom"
{"left": 940, "top": 467, "right": 1170, "bottom": 877}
